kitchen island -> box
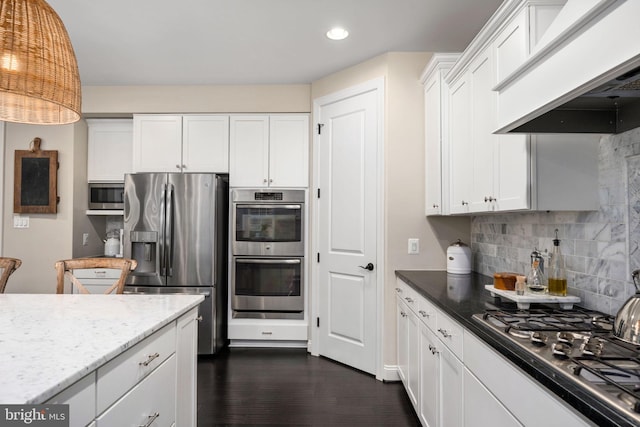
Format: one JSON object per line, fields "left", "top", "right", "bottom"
{"left": 0, "top": 293, "right": 203, "bottom": 426}
{"left": 396, "top": 270, "right": 634, "bottom": 427}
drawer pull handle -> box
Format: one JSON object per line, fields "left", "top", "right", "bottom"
{"left": 419, "top": 310, "right": 429, "bottom": 318}
{"left": 262, "top": 331, "right": 273, "bottom": 335}
{"left": 139, "top": 412, "right": 160, "bottom": 427}
{"left": 400, "top": 311, "right": 407, "bottom": 318}
{"left": 395, "top": 287, "right": 402, "bottom": 293}
{"left": 438, "top": 328, "right": 451, "bottom": 338}
{"left": 139, "top": 352, "right": 160, "bottom": 367}
{"left": 196, "top": 316, "right": 203, "bottom": 322}
{"left": 405, "top": 297, "right": 414, "bottom": 303}
{"left": 428, "top": 344, "right": 439, "bottom": 355}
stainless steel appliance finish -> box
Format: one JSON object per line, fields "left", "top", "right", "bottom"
{"left": 123, "top": 173, "right": 228, "bottom": 354}
{"left": 88, "top": 182, "right": 124, "bottom": 210}
{"left": 231, "top": 256, "right": 304, "bottom": 319}
{"left": 614, "top": 269, "right": 640, "bottom": 345}
{"left": 125, "top": 286, "right": 223, "bottom": 355}
{"left": 232, "top": 189, "right": 305, "bottom": 256}
{"left": 473, "top": 307, "right": 640, "bottom": 423}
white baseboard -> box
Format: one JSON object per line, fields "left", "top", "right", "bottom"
{"left": 382, "top": 364, "right": 401, "bottom": 382}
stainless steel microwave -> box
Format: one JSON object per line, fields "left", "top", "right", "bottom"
{"left": 88, "top": 182, "right": 124, "bottom": 210}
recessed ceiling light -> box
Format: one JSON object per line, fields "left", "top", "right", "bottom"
{"left": 326, "top": 27, "right": 349, "bottom": 41}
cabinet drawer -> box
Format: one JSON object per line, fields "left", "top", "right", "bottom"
{"left": 72, "top": 268, "right": 122, "bottom": 279}
{"left": 435, "top": 310, "right": 464, "bottom": 359}
{"left": 96, "top": 355, "right": 176, "bottom": 427}
{"left": 97, "top": 323, "right": 176, "bottom": 414}
{"left": 395, "top": 279, "right": 419, "bottom": 314}
{"left": 417, "top": 296, "right": 438, "bottom": 332}
{"left": 46, "top": 373, "right": 96, "bottom": 427}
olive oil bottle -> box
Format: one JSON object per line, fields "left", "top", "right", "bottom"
{"left": 548, "top": 229, "right": 567, "bottom": 296}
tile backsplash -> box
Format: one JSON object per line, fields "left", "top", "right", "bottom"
{"left": 471, "top": 127, "right": 640, "bottom": 315}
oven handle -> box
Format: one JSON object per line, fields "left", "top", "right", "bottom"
{"left": 235, "top": 258, "right": 301, "bottom": 265}
{"left": 235, "top": 204, "right": 302, "bottom": 210}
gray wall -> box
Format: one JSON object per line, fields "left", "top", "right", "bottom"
{"left": 471, "top": 127, "right": 640, "bottom": 315}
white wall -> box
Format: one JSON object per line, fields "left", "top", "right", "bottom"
{"left": 2, "top": 123, "right": 84, "bottom": 293}
{"left": 82, "top": 85, "right": 311, "bottom": 115}
{"left": 312, "top": 52, "right": 471, "bottom": 368}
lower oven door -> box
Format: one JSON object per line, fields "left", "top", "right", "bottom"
{"left": 232, "top": 257, "right": 304, "bottom": 315}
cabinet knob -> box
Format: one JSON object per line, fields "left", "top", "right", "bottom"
{"left": 433, "top": 204, "right": 439, "bottom": 208}
{"left": 269, "top": 179, "right": 273, "bottom": 184}
{"left": 182, "top": 164, "right": 186, "bottom": 169}
{"left": 263, "top": 178, "right": 268, "bottom": 183}
{"left": 461, "top": 200, "right": 468, "bottom": 206}
{"left": 176, "top": 164, "right": 181, "bottom": 169}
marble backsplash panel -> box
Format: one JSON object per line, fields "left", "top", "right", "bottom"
{"left": 471, "top": 127, "right": 640, "bottom": 315}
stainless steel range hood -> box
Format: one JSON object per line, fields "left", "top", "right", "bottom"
{"left": 511, "top": 66, "right": 640, "bottom": 134}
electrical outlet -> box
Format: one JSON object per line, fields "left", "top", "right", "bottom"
{"left": 82, "top": 233, "right": 89, "bottom": 246}
{"left": 408, "top": 238, "right": 419, "bottom": 254}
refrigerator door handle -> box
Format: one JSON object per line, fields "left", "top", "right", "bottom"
{"left": 159, "top": 184, "right": 167, "bottom": 276}
{"left": 166, "top": 183, "right": 175, "bottom": 277}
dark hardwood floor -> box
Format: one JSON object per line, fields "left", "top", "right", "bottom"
{"left": 197, "top": 347, "right": 420, "bottom": 426}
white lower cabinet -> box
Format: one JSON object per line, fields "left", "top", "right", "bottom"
{"left": 396, "top": 278, "right": 592, "bottom": 427}
{"left": 463, "top": 368, "right": 521, "bottom": 427}
{"left": 47, "top": 308, "right": 198, "bottom": 427}
{"left": 96, "top": 355, "right": 176, "bottom": 427}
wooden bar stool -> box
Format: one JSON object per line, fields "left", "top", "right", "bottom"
{"left": 0, "top": 257, "right": 22, "bottom": 293}
{"left": 55, "top": 258, "right": 137, "bottom": 294}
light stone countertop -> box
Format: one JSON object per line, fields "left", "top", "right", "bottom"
{"left": 0, "top": 293, "right": 204, "bottom": 404}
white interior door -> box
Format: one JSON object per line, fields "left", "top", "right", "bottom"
{"left": 313, "top": 79, "right": 382, "bottom": 376}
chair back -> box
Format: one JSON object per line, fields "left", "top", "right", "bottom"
{"left": 55, "top": 258, "right": 137, "bottom": 294}
{"left": 0, "top": 257, "right": 22, "bottom": 293}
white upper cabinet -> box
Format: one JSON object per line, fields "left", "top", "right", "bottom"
{"left": 87, "top": 119, "right": 133, "bottom": 182}
{"left": 421, "top": 53, "right": 459, "bottom": 216}
{"left": 133, "top": 114, "right": 229, "bottom": 173}
{"left": 229, "top": 114, "right": 309, "bottom": 188}
{"left": 441, "top": 0, "right": 597, "bottom": 214}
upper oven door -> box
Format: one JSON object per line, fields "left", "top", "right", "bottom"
{"left": 232, "top": 203, "right": 304, "bottom": 256}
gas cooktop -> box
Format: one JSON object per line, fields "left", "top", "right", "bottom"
{"left": 473, "top": 307, "right": 640, "bottom": 424}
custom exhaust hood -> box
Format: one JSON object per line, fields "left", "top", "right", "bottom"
{"left": 495, "top": 0, "right": 640, "bottom": 135}
{"left": 511, "top": 66, "right": 640, "bottom": 134}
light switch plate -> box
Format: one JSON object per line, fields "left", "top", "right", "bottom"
{"left": 13, "top": 215, "right": 29, "bottom": 228}
{"left": 408, "top": 238, "right": 419, "bottom": 254}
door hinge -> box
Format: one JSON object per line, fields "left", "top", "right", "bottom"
{"left": 317, "top": 253, "right": 320, "bottom": 263}
{"left": 317, "top": 317, "right": 320, "bottom": 327}
{"left": 317, "top": 188, "right": 320, "bottom": 198}
{"left": 317, "top": 123, "right": 324, "bottom": 135}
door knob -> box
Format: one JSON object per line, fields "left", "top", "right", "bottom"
{"left": 359, "top": 263, "right": 374, "bottom": 271}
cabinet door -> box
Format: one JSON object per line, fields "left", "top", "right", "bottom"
{"left": 133, "top": 115, "right": 182, "bottom": 173}
{"left": 440, "top": 345, "right": 463, "bottom": 427}
{"left": 87, "top": 119, "right": 133, "bottom": 182}
{"left": 182, "top": 115, "right": 229, "bottom": 173}
{"left": 494, "top": 8, "right": 527, "bottom": 84}
{"left": 448, "top": 75, "right": 472, "bottom": 214}
{"left": 424, "top": 72, "right": 443, "bottom": 215}
{"left": 469, "top": 48, "right": 496, "bottom": 212}
{"left": 419, "top": 324, "right": 439, "bottom": 427}
{"left": 176, "top": 308, "right": 198, "bottom": 427}
{"left": 396, "top": 297, "right": 408, "bottom": 384}
{"left": 463, "top": 368, "right": 522, "bottom": 427}
{"left": 269, "top": 115, "right": 309, "bottom": 187}
{"left": 229, "top": 115, "right": 269, "bottom": 187}
{"left": 494, "top": 133, "right": 530, "bottom": 211}
{"left": 407, "top": 309, "right": 420, "bottom": 409}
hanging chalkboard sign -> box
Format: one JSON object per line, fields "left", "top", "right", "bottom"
{"left": 14, "top": 138, "right": 59, "bottom": 214}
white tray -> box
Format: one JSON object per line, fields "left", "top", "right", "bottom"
{"left": 485, "top": 285, "right": 580, "bottom": 310}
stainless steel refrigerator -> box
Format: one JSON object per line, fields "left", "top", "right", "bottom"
{"left": 123, "top": 173, "right": 228, "bottom": 355}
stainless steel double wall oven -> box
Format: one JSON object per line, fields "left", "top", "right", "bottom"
{"left": 231, "top": 189, "right": 305, "bottom": 319}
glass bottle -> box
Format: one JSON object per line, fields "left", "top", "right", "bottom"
{"left": 548, "top": 229, "right": 567, "bottom": 296}
{"left": 526, "top": 258, "right": 547, "bottom": 294}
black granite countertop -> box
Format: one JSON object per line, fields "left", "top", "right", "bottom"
{"left": 395, "top": 270, "right": 635, "bottom": 427}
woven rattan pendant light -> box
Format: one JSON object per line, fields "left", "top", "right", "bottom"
{"left": 0, "top": 0, "right": 81, "bottom": 124}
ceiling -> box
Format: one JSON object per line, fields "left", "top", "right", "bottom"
{"left": 47, "top": 0, "right": 503, "bottom": 86}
